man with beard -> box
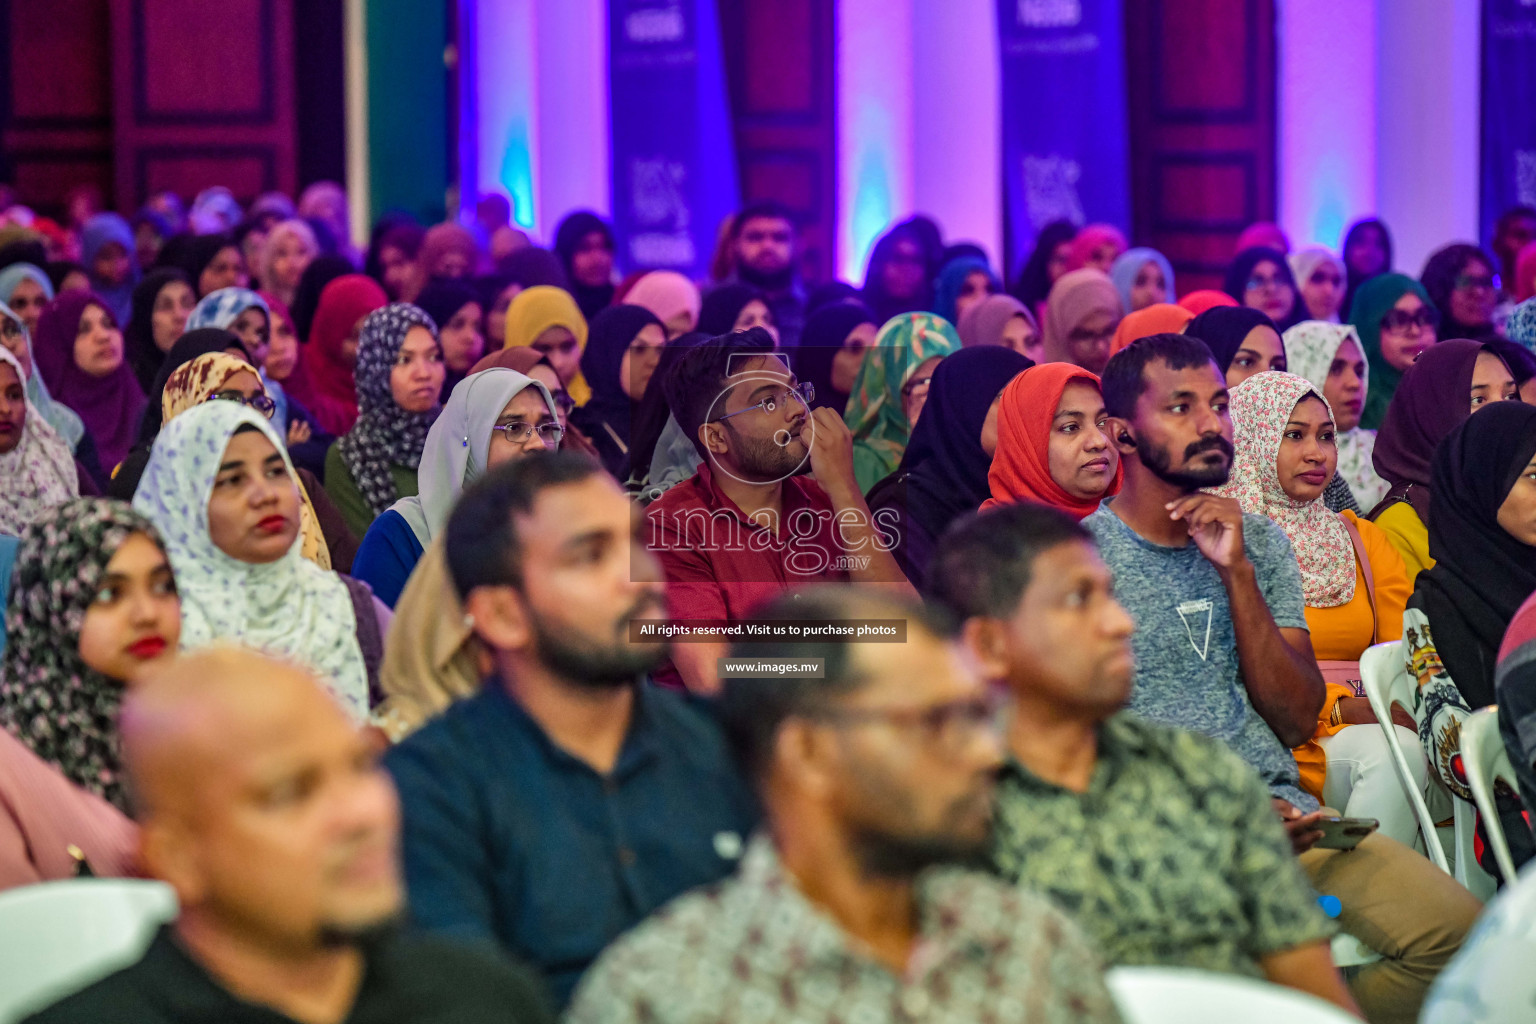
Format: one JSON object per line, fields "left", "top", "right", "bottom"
{"left": 1083, "top": 334, "right": 1477, "bottom": 1024}
{"left": 647, "top": 330, "right": 913, "bottom": 693}
{"left": 383, "top": 453, "right": 759, "bottom": 1008}
{"left": 566, "top": 586, "right": 1122, "bottom": 1024}
{"left": 26, "top": 648, "right": 552, "bottom": 1024}
{"left": 724, "top": 201, "right": 805, "bottom": 348}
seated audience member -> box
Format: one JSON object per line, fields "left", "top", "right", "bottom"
{"left": 623, "top": 271, "right": 702, "bottom": 342}
{"left": 720, "top": 201, "right": 806, "bottom": 347}
{"left": 257, "top": 217, "right": 317, "bottom": 311}
{"left": 957, "top": 292, "right": 1040, "bottom": 359}
{"left": 0, "top": 261, "right": 55, "bottom": 340}
{"left": 133, "top": 327, "right": 254, "bottom": 443}
{"left": 861, "top": 222, "right": 937, "bottom": 323}
{"left": 1342, "top": 218, "right": 1394, "bottom": 316}
{"left": 372, "top": 222, "right": 426, "bottom": 302}
{"left": 932, "top": 254, "right": 1000, "bottom": 327}
{"left": 1421, "top": 243, "right": 1498, "bottom": 342}
{"left": 1226, "top": 246, "right": 1304, "bottom": 330}
{"left": 33, "top": 290, "right": 146, "bottom": 483}
{"left": 24, "top": 647, "right": 552, "bottom": 1024}
{"left": 186, "top": 287, "right": 272, "bottom": 369}
{"left": 572, "top": 305, "right": 666, "bottom": 479}
{"left": 0, "top": 499, "right": 176, "bottom": 884}
{"left": 621, "top": 332, "right": 714, "bottom": 498}
{"left": 1040, "top": 267, "right": 1124, "bottom": 375}
{"left": 928, "top": 504, "right": 1356, "bottom": 1015}
{"left": 696, "top": 283, "right": 779, "bottom": 344}
{"left": 80, "top": 213, "right": 138, "bottom": 327}
{"left": 1110, "top": 301, "right": 1192, "bottom": 355}
{"left": 384, "top": 454, "right": 757, "bottom": 1005}
{"left": 1216, "top": 371, "right": 1431, "bottom": 848}
{"left": 123, "top": 268, "right": 195, "bottom": 394}
{"left": 1109, "top": 246, "right": 1175, "bottom": 313}
{"left": 0, "top": 346, "right": 79, "bottom": 531}
{"left": 1369, "top": 340, "right": 1515, "bottom": 580}
{"left": 1486, "top": 335, "right": 1536, "bottom": 403}
{"left": 158, "top": 232, "right": 248, "bottom": 298}
{"left": 134, "top": 403, "right": 380, "bottom": 718}
{"left": 1088, "top": 333, "right": 1479, "bottom": 1023}
{"left": 411, "top": 278, "right": 485, "bottom": 396}
{"left": 0, "top": 298, "right": 87, "bottom": 462}
{"left": 793, "top": 301, "right": 877, "bottom": 417}
{"left": 472, "top": 346, "right": 599, "bottom": 461}
{"left": 503, "top": 284, "right": 591, "bottom": 405}
{"left": 648, "top": 330, "right": 913, "bottom": 692}
{"left": 288, "top": 273, "right": 389, "bottom": 436}
{"left": 1291, "top": 247, "right": 1348, "bottom": 323}
{"left": 980, "top": 362, "right": 1122, "bottom": 520}
{"left": 1496, "top": 590, "right": 1536, "bottom": 825}
{"left": 1010, "top": 218, "right": 1076, "bottom": 320}
{"left": 1286, "top": 321, "right": 1390, "bottom": 510}
{"left": 568, "top": 586, "right": 1122, "bottom": 1024}
{"left": 354, "top": 366, "right": 560, "bottom": 607}
{"left": 866, "top": 346, "right": 1033, "bottom": 583}
{"left": 843, "top": 312, "right": 960, "bottom": 492}
{"left": 1179, "top": 288, "right": 1241, "bottom": 315}
{"left": 1065, "top": 222, "right": 1128, "bottom": 273}
{"left": 417, "top": 222, "right": 479, "bottom": 283}
{"left": 1236, "top": 221, "right": 1292, "bottom": 256}
{"left": 1185, "top": 305, "right": 1289, "bottom": 387}
{"left": 325, "top": 304, "right": 445, "bottom": 540}
{"left": 1348, "top": 273, "right": 1438, "bottom": 429}
{"left": 552, "top": 210, "right": 616, "bottom": 322}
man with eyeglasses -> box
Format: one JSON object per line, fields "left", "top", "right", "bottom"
{"left": 648, "top": 329, "right": 913, "bottom": 693}
{"left": 567, "top": 586, "right": 1122, "bottom": 1024}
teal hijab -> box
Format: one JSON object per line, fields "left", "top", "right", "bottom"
{"left": 1347, "top": 273, "right": 1436, "bottom": 430}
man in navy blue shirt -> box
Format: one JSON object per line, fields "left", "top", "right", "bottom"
{"left": 384, "top": 453, "right": 758, "bottom": 1006}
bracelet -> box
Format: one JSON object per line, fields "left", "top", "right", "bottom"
{"left": 1329, "top": 700, "right": 1345, "bottom": 728}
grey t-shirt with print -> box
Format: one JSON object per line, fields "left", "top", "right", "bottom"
{"left": 1084, "top": 501, "right": 1316, "bottom": 811}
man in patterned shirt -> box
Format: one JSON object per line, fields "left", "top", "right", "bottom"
{"left": 566, "top": 587, "right": 1123, "bottom": 1024}
{"left": 927, "top": 501, "right": 1357, "bottom": 1015}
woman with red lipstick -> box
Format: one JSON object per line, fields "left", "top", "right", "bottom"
{"left": 133, "top": 402, "right": 374, "bottom": 720}
{"left": 0, "top": 345, "right": 78, "bottom": 534}
{"left": 1214, "top": 370, "right": 1430, "bottom": 849}
{"left": 325, "top": 304, "right": 446, "bottom": 541}
{"left": 0, "top": 498, "right": 179, "bottom": 885}
{"left": 980, "top": 361, "right": 1122, "bottom": 521}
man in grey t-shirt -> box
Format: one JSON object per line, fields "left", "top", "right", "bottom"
{"left": 1085, "top": 334, "right": 1477, "bottom": 1024}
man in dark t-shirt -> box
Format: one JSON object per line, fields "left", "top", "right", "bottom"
{"left": 25, "top": 648, "right": 549, "bottom": 1024}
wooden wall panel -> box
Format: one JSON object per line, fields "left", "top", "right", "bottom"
{"left": 717, "top": 0, "right": 836, "bottom": 285}
{"left": 1125, "top": 0, "right": 1277, "bottom": 293}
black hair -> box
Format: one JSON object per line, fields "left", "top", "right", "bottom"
{"left": 732, "top": 200, "right": 797, "bottom": 236}
{"left": 1100, "top": 332, "right": 1222, "bottom": 421}
{"left": 661, "top": 327, "right": 778, "bottom": 460}
{"left": 925, "top": 504, "right": 1092, "bottom": 627}
{"left": 444, "top": 451, "right": 604, "bottom": 600}
{"left": 717, "top": 585, "right": 946, "bottom": 781}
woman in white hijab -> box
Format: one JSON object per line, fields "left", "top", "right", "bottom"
{"left": 132, "top": 401, "right": 371, "bottom": 718}
{"left": 1283, "top": 320, "right": 1389, "bottom": 510}
{"left": 0, "top": 345, "right": 78, "bottom": 534}
{"left": 351, "top": 366, "right": 562, "bottom": 608}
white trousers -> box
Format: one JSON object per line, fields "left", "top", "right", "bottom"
{"left": 1319, "top": 723, "right": 1436, "bottom": 850}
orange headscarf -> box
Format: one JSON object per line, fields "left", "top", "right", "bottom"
{"left": 1178, "top": 289, "right": 1239, "bottom": 316}
{"left": 1111, "top": 302, "right": 1192, "bottom": 354}
{"left": 981, "top": 363, "right": 1122, "bottom": 520}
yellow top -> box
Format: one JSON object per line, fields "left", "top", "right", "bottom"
{"left": 1371, "top": 499, "right": 1433, "bottom": 583}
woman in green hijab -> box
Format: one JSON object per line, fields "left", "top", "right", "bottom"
{"left": 1347, "top": 273, "right": 1439, "bottom": 429}
{"left": 842, "top": 311, "right": 960, "bottom": 493}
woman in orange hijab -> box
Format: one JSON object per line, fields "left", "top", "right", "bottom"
{"left": 981, "top": 362, "right": 1123, "bottom": 520}
{"left": 1111, "top": 302, "right": 1192, "bottom": 354}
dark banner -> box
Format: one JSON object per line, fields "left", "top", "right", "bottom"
{"left": 608, "top": 0, "right": 740, "bottom": 278}
{"left": 996, "top": 0, "right": 1130, "bottom": 279}
{"left": 1481, "top": 0, "right": 1536, "bottom": 248}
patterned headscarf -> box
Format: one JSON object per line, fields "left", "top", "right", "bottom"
{"left": 132, "top": 402, "right": 366, "bottom": 719}
{"left": 0, "top": 300, "right": 84, "bottom": 449}
{"left": 1212, "top": 371, "right": 1356, "bottom": 607}
{"left": 0, "top": 345, "right": 78, "bottom": 533}
{"left": 1508, "top": 297, "right": 1536, "bottom": 355}
{"left": 0, "top": 499, "right": 169, "bottom": 810}
{"left": 335, "top": 303, "right": 442, "bottom": 515}
{"left": 843, "top": 312, "right": 960, "bottom": 492}
{"left": 185, "top": 286, "right": 270, "bottom": 333}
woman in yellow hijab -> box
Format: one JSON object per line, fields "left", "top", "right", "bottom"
{"left": 503, "top": 285, "right": 591, "bottom": 405}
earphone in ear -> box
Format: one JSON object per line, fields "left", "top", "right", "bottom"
{"left": 1118, "top": 431, "right": 1136, "bottom": 448}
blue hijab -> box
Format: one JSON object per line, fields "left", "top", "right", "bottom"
{"left": 1109, "top": 247, "right": 1176, "bottom": 312}
{"left": 80, "top": 213, "right": 139, "bottom": 327}
{"left": 932, "top": 256, "right": 1000, "bottom": 326}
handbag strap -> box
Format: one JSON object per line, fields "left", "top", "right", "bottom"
{"left": 1339, "top": 513, "right": 1377, "bottom": 644}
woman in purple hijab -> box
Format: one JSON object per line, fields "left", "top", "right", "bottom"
{"left": 31, "top": 291, "right": 146, "bottom": 481}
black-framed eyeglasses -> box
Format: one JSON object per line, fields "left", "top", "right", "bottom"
{"left": 807, "top": 695, "right": 1000, "bottom": 755}
{"left": 715, "top": 381, "right": 815, "bottom": 423}
{"left": 204, "top": 390, "right": 277, "bottom": 418}
{"left": 1379, "top": 308, "right": 1440, "bottom": 333}
{"left": 492, "top": 420, "right": 565, "bottom": 447}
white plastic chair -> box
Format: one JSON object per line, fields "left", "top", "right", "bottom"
{"left": 1460, "top": 705, "right": 1521, "bottom": 885}
{"left": 1360, "top": 641, "right": 1495, "bottom": 899}
{"left": 0, "top": 878, "right": 177, "bottom": 1023}
{"left": 1106, "top": 966, "right": 1360, "bottom": 1023}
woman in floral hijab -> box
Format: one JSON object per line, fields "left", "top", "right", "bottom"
{"left": 0, "top": 345, "right": 78, "bottom": 534}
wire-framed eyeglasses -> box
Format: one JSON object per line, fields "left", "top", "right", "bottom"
{"left": 204, "top": 390, "right": 277, "bottom": 419}
{"left": 715, "top": 381, "right": 815, "bottom": 423}
{"left": 492, "top": 420, "right": 565, "bottom": 447}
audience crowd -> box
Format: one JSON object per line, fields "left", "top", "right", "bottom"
{"left": 3, "top": 181, "right": 1536, "bottom": 1023}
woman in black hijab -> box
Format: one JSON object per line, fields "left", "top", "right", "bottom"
{"left": 1010, "top": 219, "right": 1078, "bottom": 315}
{"left": 793, "top": 301, "right": 876, "bottom": 419}
{"left": 1420, "top": 243, "right": 1499, "bottom": 341}
{"left": 866, "top": 345, "right": 1033, "bottom": 584}
{"left": 861, "top": 222, "right": 935, "bottom": 324}
{"left": 1341, "top": 217, "right": 1394, "bottom": 321}
{"left": 553, "top": 211, "right": 617, "bottom": 321}
{"left": 123, "top": 268, "right": 195, "bottom": 394}
{"left": 572, "top": 304, "right": 666, "bottom": 479}
{"left": 1224, "top": 246, "right": 1304, "bottom": 330}
{"left": 288, "top": 254, "right": 357, "bottom": 344}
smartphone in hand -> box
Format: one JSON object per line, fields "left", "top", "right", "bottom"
{"left": 1312, "top": 816, "right": 1379, "bottom": 851}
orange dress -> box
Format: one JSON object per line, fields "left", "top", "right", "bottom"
{"left": 1293, "top": 512, "right": 1411, "bottom": 798}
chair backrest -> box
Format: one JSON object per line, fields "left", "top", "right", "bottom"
{"left": 1106, "top": 966, "right": 1361, "bottom": 1024}
{"left": 1358, "top": 640, "right": 1451, "bottom": 873}
{"left": 1460, "top": 705, "right": 1520, "bottom": 883}
{"left": 0, "top": 878, "right": 178, "bottom": 1023}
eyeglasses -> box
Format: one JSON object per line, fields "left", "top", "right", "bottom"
{"left": 809, "top": 695, "right": 1000, "bottom": 755}
{"left": 1067, "top": 325, "right": 1117, "bottom": 346}
{"left": 1379, "top": 308, "right": 1440, "bottom": 333}
{"left": 1454, "top": 273, "right": 1496, "bottom": 292}
{"left": 549, "top": 392, "right": 576, "bottom": 416}
{"left": 1245, "top": 274, "right": 1291, "bottom": 293}
{"left": 204, "top": 390, "right": 277, "bottom": 418}
{"left": 715, "top": 381, "right": 815, "bottom": 423}
{"left": 901, "top": 374, "right": 934, "bottom": 399}
{"left": 492, "top": 420, "right": 565, "bottom": 447}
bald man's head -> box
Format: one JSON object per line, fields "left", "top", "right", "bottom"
{"left": 123, "top": 647, "right": 401, "bottom": 952}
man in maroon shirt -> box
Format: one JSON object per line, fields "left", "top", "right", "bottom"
{"left": 648, "top": 329, "right": 913, "bottom": 691}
